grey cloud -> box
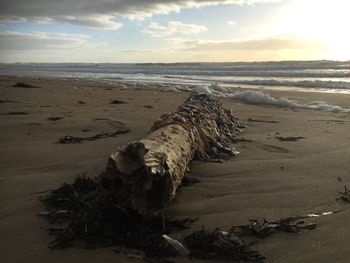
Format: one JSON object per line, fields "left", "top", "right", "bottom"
{"left": 0, "top": 0, "right": 279, "bottom": 28}
{"left": 58, "top": 16, "right": 123, "bottom": 30}
{"left": 0, "top": 31, "right": 89, "bottom": 50}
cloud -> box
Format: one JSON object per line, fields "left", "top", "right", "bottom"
{"left": 58, "top": 15, "right": 123, "bottom": 30}
{"left": 143, "top": 21, "right": 207, "bottom": 37}
{"left": 0, "top": 0, "right": 280, "bottom": 28}
{"left": 0, "top": 33, "right": 328, "bottom": 62}
{"left": 167, "top": 34, "right": 324, "bottom": 51}
{"left": 227, "top": 21, "right": 236, "bottom": 26}
{"left": 163, "top": 34, "right": 329, "bottom": 61}
{"left": 0, "top": 31, "right": 89, "bottom": 50}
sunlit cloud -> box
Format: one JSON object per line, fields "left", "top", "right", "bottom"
{"left": 164, "top": 34, "right": 328, "bottom": 61}
{"left": 227, "top": 21, "right": 236, "bottom": 26}
{"left": 174, "top": 35, "right": 324, "bottom": 51}
{"left": 143, "top": 21, "right": 207, "bottom": 37}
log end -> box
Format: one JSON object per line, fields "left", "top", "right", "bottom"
{"left": 99, "top": 142, "right": 174, "bottom": 217}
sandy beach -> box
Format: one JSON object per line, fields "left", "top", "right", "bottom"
{"left": 1, "top": 76, "right": 350, "bottom": 263}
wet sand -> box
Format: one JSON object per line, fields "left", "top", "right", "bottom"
{"left": 1, "top": 76, "right": 350, "bottom": 263}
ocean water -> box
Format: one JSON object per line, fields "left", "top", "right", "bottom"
{"left": 1, "top": 61, "right": 350, "bottom": 93}
{"left": 1, "top": 61, "right": 350, "bottom": 113}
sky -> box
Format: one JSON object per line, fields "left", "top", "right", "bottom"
{"left": 0, "top": 0, "right": 349, "bottom": 63}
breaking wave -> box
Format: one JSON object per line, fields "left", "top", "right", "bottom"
{"left": 230, "top": 90, "right": 350, "bottom": 113}
{"left": 222, "top": 79, "right": 350, "bottom": 90}
{"left": 190, "top": 84, "right": 350, "bottom": 114}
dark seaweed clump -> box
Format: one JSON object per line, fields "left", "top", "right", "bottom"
{"left": 13, "top": 82, "right": 39, "bottom": 88}
{"left": 40, "top": 177, "right": 192, "bottom": 255}
{"left": 275, "top": 136, "right": 305, "bottom": 142}
{"left": 185, "top": 227, "right": 264, "bottom": 262}
{"left": 230, "top": 218, "right": 316, "bottom": 238}
{"left": 40, "top": 176, "right": 266, "bottom": 262}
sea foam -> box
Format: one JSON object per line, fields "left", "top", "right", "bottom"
{"left": 231, "top": 90, "right": 350, "bottom": 113}
{"left": 191, "top": 84, "right": 350, "bottom": 114}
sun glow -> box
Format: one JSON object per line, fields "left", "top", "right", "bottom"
{"left": 277, "top": 0, "right": 350, "bottom": 60}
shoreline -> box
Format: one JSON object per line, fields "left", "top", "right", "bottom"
{"left": 2, "top": 73, "right": 350, "bottom": 96}
{"left": 1, "top": 76, "right": 350, "bottom": 262}
{"left": 2, "top": 74, "right": 350, "bottom": 106}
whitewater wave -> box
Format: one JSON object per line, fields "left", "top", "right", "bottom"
{"left": 190, "top": 84, "right": 350, "bottom": 113}
{"left": 190, "top": 83, "right": 228, "bottom": 95}
{"left": 223, "top": 79, "right": 350, "bottom": 90}
{"left": 231, "top": 91, "right": 350, "bottom": 113}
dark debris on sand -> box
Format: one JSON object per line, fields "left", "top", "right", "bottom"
{"left": 185, "top": 227, "right": 264, "bottom": 262}
{"left": 337, "top": 186, "right": 350, "bottom": 202}
{"left": 230, "top": 217, "right": 316, "bottom": 238}
{"left": 58, "top": 128, "right": 130, "bottom": 144}
{"left": 40, "top": 176, "right": 265, "bottom": 262}
{"left": 48, "top": 117, "right": 64, "bottom": 121}
{"left": 275, "top": 136, "right": 305, "bottom": 142}
{"left": 0, "top": 99, "right": 17, "bottom": 104}
{"left": 40, "top": 176, "right": 318, "bottom": 262}
{"left": 233, "top": 138, "right": 254, "bottom": 143}
{"left": 13, "top": 82, "right": 39, "bottom": 88}
{"left": 111, "top": 100, "right": 127, "bottom": 104}
{"left": 40, "top": 177, "right": 195, "bottom": 253}
{"left": 2, "top": 111, "right": 29, "bottom": 115}
{"left": 247, "top": 118, "right": 279, "bottom": 124}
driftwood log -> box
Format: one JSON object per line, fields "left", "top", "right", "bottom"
{"left": 99, "top": 94, "right": 242, "bottom": 217}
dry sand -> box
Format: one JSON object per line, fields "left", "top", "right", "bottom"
{"left": 1, "top": 76, "right": 350, "bottom": 263}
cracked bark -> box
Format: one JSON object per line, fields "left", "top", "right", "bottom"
{"left": 99, "top": 94, "right": 242, "bottom": 217}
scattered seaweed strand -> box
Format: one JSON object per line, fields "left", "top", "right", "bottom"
{"left": 58, "top": 128, "right": 130, "bottom": 144}
{"left": 337, "top": 185, "right": 350, "bottom": 202}
{"left": 230, "top": 217, "right": 316, "bottom": 238}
